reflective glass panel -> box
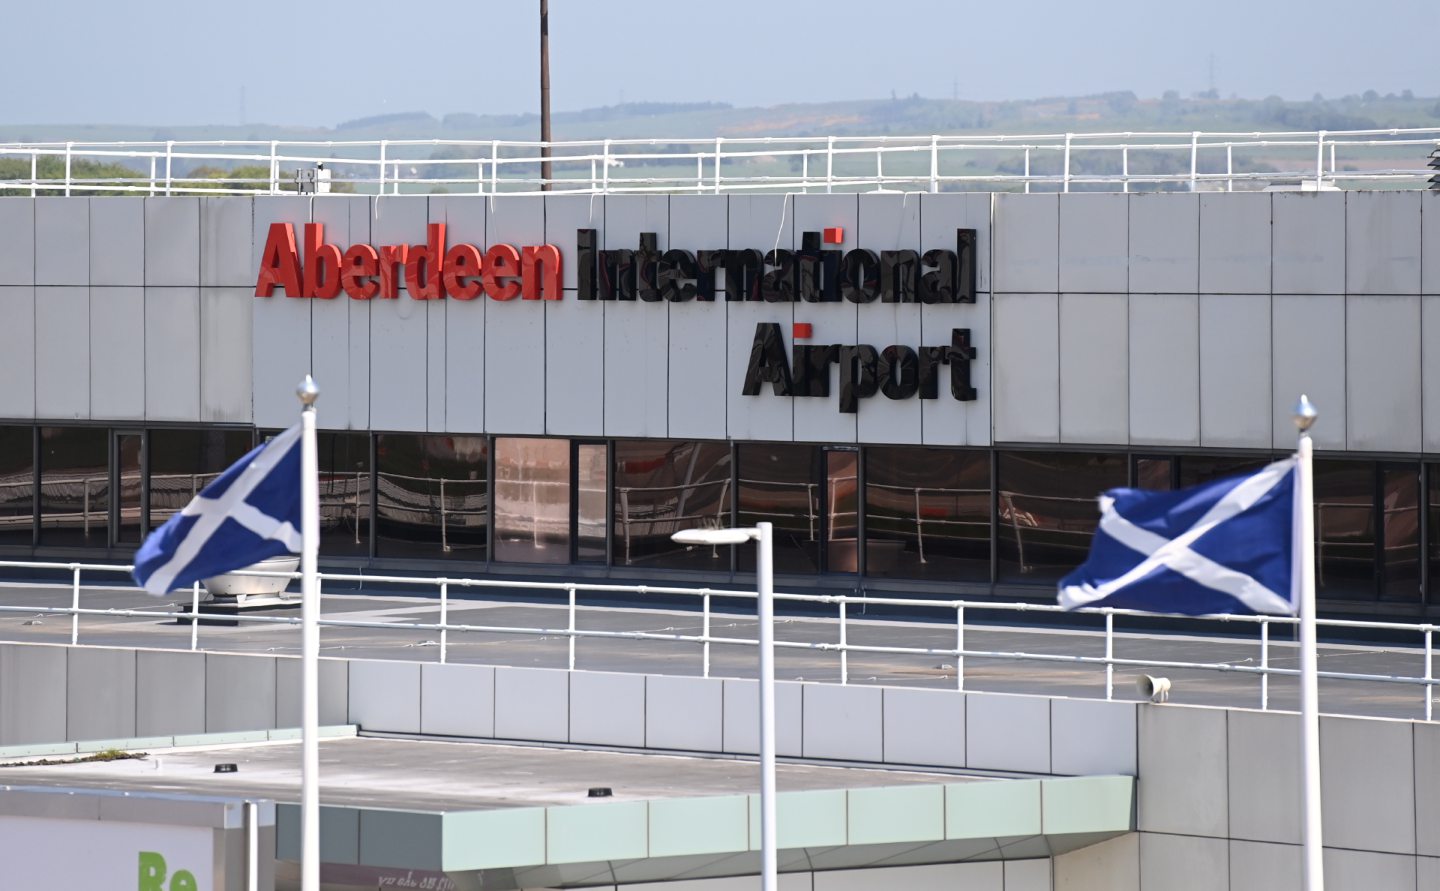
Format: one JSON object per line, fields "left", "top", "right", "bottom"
{"left": 1134, "top": 457, "right": 1172, "bottom": 491}
{"left": 997, "top": 451, "right": 1127, "bottom": 583}
{"left": 0, "top": 426, "right": 33, "bottom": 545}
{"left": 613, "top": 440, "right": 733, "bottom": 571}
{"left": 319, "top": 432, "right": 371, "bottom": 558}
{"left": 825, "top": 451, "right": 860, "bottom": 573}
{"left": 494, "top": 438, "right": 570, "bottom": 564}
{"left": 148, "top": 429, "right": 253, "bottom": 529}
{"left": 576, "top": 443, "right": 607, "bottom": 564}
{"left": 1380, "top": 464, "right": 1420, "bottom": 603}
{"left": 1178, "top": 455, "right": 1272, "bottom": 490}
{"left": 376, "top": 434, "right": 489, "bottom": 559}
{"left": 39, "top": 427, "right": 109, "bottom": 547}
{"left": 738, "top": 444, "right": 821, "bottom": 574}
{"left": 1430, "top": 465, "right": 1440, "bottom": 605}
{"left": 1313, "top": 460, "right": 1375, "bottom": 600}
{"left": 865, "top": 447, "right": 990, "bottom": 581}
{"left": 114, "top": 434, "right": 143, "bottom": 545}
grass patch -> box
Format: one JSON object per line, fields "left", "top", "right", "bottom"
{"left": 0, "top": 749, "right": 148, "bottom": 768}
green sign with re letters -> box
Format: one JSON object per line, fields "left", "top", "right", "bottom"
{"left": 138, "top": 851, "right": 199, "bottom": 891}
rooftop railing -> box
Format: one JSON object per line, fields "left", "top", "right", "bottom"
{"left": 1, "top": 129, "right": 1437, "bottom": 196}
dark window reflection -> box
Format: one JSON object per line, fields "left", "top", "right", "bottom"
{"left": 1178, "top": 455, "right": 1272, "bottom": 490}
{"left": 39, "top": 427, "right": 109, "bottom": 547}
{"left": 1380, "top": 464, "right": 1419, "bottom": 603}
{"left": 494, "top": 437, "right": 570, "bottom": 564}
{"left": 738, "top": 444, "right": 822, "bottom": 574}
{"left": 1134, "top": 456, "right": 1173, "bottom": 491}
{"left": 376, "top": 434, "right": 489, "bottom": 559}
{"left": 0, "top": 426, "right": 34, "bottom": 546}
{"left": 319, "top": 432, "right": 371, "bottom": 558}
{"left": 865, "top": 447, "right": 990, "bottom": 581}
{"left": 115, "top": 434, "right": 143, "bottom": 545}
{"left": 1429, "top": 465, "right": 1440, "bottom": 605}
{"left": 613, "top": 440, "right": 732, "bottom": 571}
{"left": 1313, "top": 460, "right": 1375, "bottom": 600}
{"left": 997, "top": 451, "right": 1127, "bottom": 583}
{"left": 575, "top": 443, "right": 607, "bottom": 564}
{"left": 825, "top": 450, "right": 860, "bottom": 573}
{"left": 148, "top": 429, "right": 253, "bottom": 530}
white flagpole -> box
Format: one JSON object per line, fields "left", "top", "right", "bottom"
{"left": 297, "top": 376, "right": 321, "bottom": 891}
{"left": 1294, "top": 394, "right": 1324, "bottom": 890}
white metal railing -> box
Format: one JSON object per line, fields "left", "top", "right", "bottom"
{"left": 0, "top": 559, "right": 1435, "bottom": 721}
{"left": 2, "top": 129, "right": 1437, "bottom": 196}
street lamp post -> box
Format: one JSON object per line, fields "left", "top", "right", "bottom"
{"left": 672, "top": 523, "right": 776, "bottom": 891}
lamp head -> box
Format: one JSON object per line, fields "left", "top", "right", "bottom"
{"left": 671, "top": 528, "right": 757, "bottom": 546}
{"left": 1293, "top": 394, "right": 1317, "bottom": 433}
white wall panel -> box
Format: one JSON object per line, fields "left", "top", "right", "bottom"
{"left": 1059, "top": 292, "right": 1128, "bottom": 444}
{"left": 722, "top": 679, "right": 802, "bottom": 757}
{"left": 276, "top": 657, "right": 349, "bottom": 728}
{"left": 66, "top": 647, "right": 136, "bottom": 742}
{"left": 644, "top": 675, "right": 722, "bottom": 752}
{"left": 0, "top": 645, "right": 67, "bottom": 746}
{"left": 1429, "top": 305, "right": 1440, "bottom": 449}
{"left": 726, "top": 299, "right": 793, "bottom": 441}
{"left": 494, "top": 666, "right": 569, "bottom": 743}
{"left": 0, "top": 287, "right": 35, "bottom": 418}
{"left": 856, "top": 303, "right": 921, "bottom": 444}
{"left": 1347, "top": 191, "right": 1422, "bottom": 295}
{"left": 1051, "top": 826, "right": 1138, "bottom": 891}
{"left": 485, "top": 197, "right": 546, "bottom": 435}
{"left": 992, "top": 292, "right": 1058, "bottom": 442}
{"left": 1323, "top": 849, "right": 1417, "bottom": 890}
{"left": 881, "top": 687, "right": 964, "bottom": 768}
{"left": 89, "top": 197, "right": 144, "bottom": 286}
{"left": 965, "top": 693, "right": 1050, "bottom": 773}
{"left": 1200, "top": 192, "right": 1271, "bottom": 293}
{"left": 921, "top": 292, "right": 989, "bottom": 446}
{"left": 135, "top": 650, "right": 206, "bottom": 737}
{"left": 90, "top": 288, "right": 144, "bottom": 422}
{"left": 544, "top": 196, "right": 603, "bottom": 435}
{"left": 1049, "top": 698, "right": 1136, "bottom": 776}
{"left": 144, "top": 287, "right": 201, "bottom": 421}
{"left": 35, "top": 286, "right": 89, "bottom": 419}
{"left": 1059, "top": 193, "right": 1128, "bottom": 293}
{"left": 604, "top": 196, "right": 670, "bottom": 438}
{"left": 1346, "top": 294, "right": 1421, "bottom": 452}
{"left": 1227, "top": 709, "right": 1297, "bottom": 844}
{"left": 921, "top": 192, "right": 991, "bottom": 292}
{"left": 251, "top": 197, "right": 311, "bottom": 429}
{"left": 200, "top": 287, "right": 252, "bottom": 423}
{"left": 0, "top": 200, "right": 34, "bottom": 284}
{"left": 1228, "top": 840, "right": 1300, "bottom": 891}
{"left": 790, "top": 195, "right": 858, "bottom": 443}
{"left": 430, "top": 197, "right": 486, "bottom": 433}
{"left": 1138, "top": 833, "right": 1228, "bottom": 891}
{"left": 419, "top": 663, "right": 494, "bottom": 738}
{"left": 347, "top": 659, "right": 420, "bottom": 734}
{"left": 368, "top": 198, "right": 430, "bottom": 433}
{"left": 1272, "top": 192, "right": 1344, "bottom": 294}
{"left": 200, "top": 197, "right": 253, "bottom": 287}
{"left": 569, "top": 671, "right": 645, "bottom": 748}
{"left": 1129, "top": 193, "right": 1199, "bottom": 293}
{"left": 993, "top": 193, "right": 1057, "bottom": 292}
{"left": 144, "top": 197, "right": 200, "bottom": 286}
{"left": 1199, "top": 294, "right": 1271, "bottom": 448}
{"left": 801, "top": 683, "right": 881, "bottom": 762}
{"left": 1272, "top": 293, "right": 1346, "bottom": 450}
{"left": 205, "top": 653, "right": 277, "bottom": 733}
{"left": 1416, "top": 722, "right": 1440, "bottom": 857}
{"left": 1004, "top": 859, "right": 1052, "bottom": 891}
{"left": 1320, "top": 715, "right": 1414, "bottom": 854}
{"left": 1425, "top": 191, "right": 1440, "bottom": 295}
{"left": 34, "top": 197, "right": 87, "bottom": 286}
{"left": 310, "top": 196, "right": 370, "bottom": 431}
{"left": 1139, "top": 703, "right": 1228, "bottom": 837}
{"left": 667, "top": 195, "right": 728, "bottom": 440}
{"left": 1129, "top": 293, "right": 1199, "bottom": 446}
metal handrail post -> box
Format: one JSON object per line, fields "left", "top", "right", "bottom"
{"left": 490, "top": 141, "right": 499, "bottom": 194}
{"left": 64, "top": 144, "right": 73, "bottom": 197}
{"left": 476, "top": 160, "right": 484, "bottom": 195}
{"left": 269, "top": 141, "right": 279, "bottom": 195}
{"left": 839, "top": 599, "right": 848, "bottom": 685}
{"left": 1023, "top": 148, "right": 1031, "bottom": 194}
{"left": 1189, "top": 131, "right": 1199, "bottom": 192}
{"left": 190, "top": 580, "right": 201, "bottom": 651}
{"left": 929, "top": 135, "right": 940, "bottom": 193}
{"left": 702, "top": 591, "right": 711, "bottom": 678}
{"left": 30, "top": 152, "right": 37, "bottom": 198}
{"left": 439, "top": 580, "right": 449, "bottom": 664}
{"left": 567, "top": 585, "right": 578, "bottom": 670}
{"left": 1226, "top": 144, "right": 1234, "bottom": 193}
{"left": 1426, "top": 628, "right": 1433, "bottom": 722}
{"left": 602, "top": 139, "right": 612, "bottom": 193}
{"left": 70, "top": 565, "right": 81, "bottom": 645}
{"left": 955, "top": 606, "right": 965, "bottom": 691}
{"left": 1260, "top": 619, "right": 1270, "bottom": 710}
{"left": 378, "top": 141, "right": 387, "bottom": 196}
{"left": 713, "top": 137, "right": 723, "bottom": 194}
{"left": 1062, "top": 133, "right": 1072, "bottom": 193}
{"left": 826, "top": 136, "right": 834, "bottom": 194}
{"left": 1315, "top": 130, "right": 1327, "bottom": 188}
{"left": 1122, "top": 147, "right": 1129, "bottom": 193}
{"left": 1104, "top": 610, "right": 1114, "bottom": 699}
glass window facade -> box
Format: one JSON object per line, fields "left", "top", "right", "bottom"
{"left": 997, "top": 451, "right": 1127, "bottom": 583}
{"left": 319, "top": 432, "right": 371, "bottom": 558}
{"left": 575, "top": 443, "right": 608, "bottom": 564}
{"left": 376, "top": 434, "right": 489, "bottom": 559}
{"left": 613, "top": 440, "right": 732, "bottom": 571}
{"left": 494, "top": 437, "right": 570, "bottom": 564}
{"left": 148, "top": 429, "right": 253, "bottom": 529}
{"left": 1313, "top": 460, "right": 1376, "bottom": 600}
{"left": 38, "top": 427, "right": 109, "bottom": 547}
{"left": 865, "top": 447, "right": 990, "bottom": 581}
{"left": 738, "top": 444, "right": 822, "bottom": 574}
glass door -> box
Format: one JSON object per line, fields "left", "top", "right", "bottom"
{"left": 113, "top": 431, "right": 144, "bottom": 546}
{"left": 824, "top": 448, "right": 860, "bottom": 573}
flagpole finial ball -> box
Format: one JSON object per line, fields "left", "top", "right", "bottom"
{"left": 1293, "top": 394, "right": 1318, "bottom": 433}
{"left": 296, "top": 375, "right": 320, "bottom": 407}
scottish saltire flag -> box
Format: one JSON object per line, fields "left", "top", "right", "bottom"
{"left": 1058, "top": 456, "right": 1299, "bottom": 616}
{"left": 133, "top": 425, "right": 303, "bottom": 595}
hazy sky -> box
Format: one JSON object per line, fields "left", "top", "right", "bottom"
{"left": 3, "top": 0, "right": 1431, "bottom": 126}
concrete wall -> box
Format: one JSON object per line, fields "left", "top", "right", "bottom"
{"left": 5, "top": 641, "right": 1439, "bottom": 889}
{"left": 3, "top": 191, "right": 1434, "bottom": 452}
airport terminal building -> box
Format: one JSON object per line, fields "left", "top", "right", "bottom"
{"left": 0, "top": 188, "right": 1437, "bottom": 616}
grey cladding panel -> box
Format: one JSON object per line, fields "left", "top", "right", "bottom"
{"left": 1058, "top": 193, "right": 1128, "bottom": 293}
{"left": 857, "top": 194, "right": 923, "bottom": 444}
{"left": 1272, "top": 192, "right": 1344, "bottom": 294}
{"left": 135, "top": 650, "right": 206, "bottom": 737}
{"left": 1424, "top": 191, "right": 1440, "bottom": 295}
{"left": 726, "top": 300, "right": 793, "bottom": 442}
{"left": 1345, "top": 294, "right": 1421, "bottom": 452}
{"left": 66, "top": 647, "right": 136, "bottom": 742}
{"left": 1199, "top": 192, "right": 1271, "bottom": 294}
{"left": 89, "top": 287, "right": 145, "bottom": 421}
{"left": 200, "top": 197, "right": 254, "bottom": 287}
{"left": 1271, "top": 293, "right": 1346, "bottom": 450}
{"left": 144, "top": 197, "right": 200, "bottom": 286}
{"left": 200, "top": 287, "right": 253, "bottom": 423}
{"left": 991, "top": 292, "right": 1058, "bottom": 443}
{"left": 790, "top": 195, "right": 858, "bottom": 445}
{"left": 544, "top": 194, "right": 600, "bottom": 290}
{"left": 920, "top": 192, "right": 991, "bottom": 292}
{"left": 0, "top": 645, "right": 67, "bottom": 746}
{"left": 1129, "top": 193, "right": 1198, "bottom": 293}
{"left": 145, "top": 287, "right": 201, "bottom": 422}
{"left": 369, "top": 198, "right": 430, "bottom": 433}
{"left": 251, "top": 198, "right": 311, "bottom": 428}
{"left": 666, "top": 195, "right": 729, "bottom": 441}
{"left": 484, "top": 197, "right": 546, "bottom": 435}
{"left": 1058, "top": 292, "right": 1128, "bottom": 444}
{"left": 34, "top": 197, "right": 88, "bottom": 286}
{"left": 1346, "top": 191, "right": 1421, "bottom": 295}
{"left": 992, "top": 194, "right": 1057, "bottom": 293}
{"left": 1129, "top": 293, "right": 1199, "bottom": 446}
{"left": 206, "top": 653, "right": 277, "bottom": 733}
{"left": 921, "top": 294, "right": 989, "bottom": 447}
{"left": 1426, "top": 296, "right": 1440, "bottom": 453}
{"left": 1199, "top": 294, "right": 1271, "bottom": 449}
{"left": 0, "top": 287, "right": 35, "bottom": 417}
{"left": 89, "top": 197, "right": 145, "bottom": 286}
{"left": 546, "top": 299, "right": 604, "bottom": 436}
{"left": 604, "top": 196, "right": 670, "bottom": 438}
{"left": 310, "top": 197, "right": 368, "bottom": 431}
{"left": 35, "top": 286, "right": 90, "bottom": 420}
{"left": 0, "top": 200, "right": 34, "bottom": 285}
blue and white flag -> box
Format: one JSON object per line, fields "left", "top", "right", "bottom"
{"left": 133, "top": 425, "right": 303, "bottom": 595}
{"left": 1058, "top": 456, "right": 1299, "bottom": 616}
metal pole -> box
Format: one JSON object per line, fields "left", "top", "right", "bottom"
{"left": 839, "top": 599, "right": 848, "bottom": 685}
{"left": 1295, "top": 394, "right": 1324, "bottom": 891}
{"left": 539, "top": 0, "right": 552, "bottom": 191}
{"left": 297, "top": 376, "right": 322, "bottom": 891}
{"left": 567, "top": 584, "right": 577, "bottom": 671}
{"left": 439, "top": 580, "right": 449, "bottom": 665}
{"left": 1062, "top": 133, "right": 1072, "bottom": 192}
{"left": 702, "top": 591, "right": 711, "bottom": 678}
{"left": 1104, "top": 611, "right": 1114, "bottom": 700}
{"left": 64, "top": 142, "right": 73, "bottom": 197}
{"left": 190, "top": 581, "right": 200, "bottom": 651}
{"left": 1426, "top": 629, "right": 1433, "bottom": 722}
{"left": 1261, "top": 619, "right": 1270, "bottom": 711}
{"left": 756, "top": 521, "right": 777, "bottom": 891}
{"left": 955, "top": 606, "right": 965, "bottom": 691}
{"left": 70, "top": 565, "right": 81, "bottom": 645}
